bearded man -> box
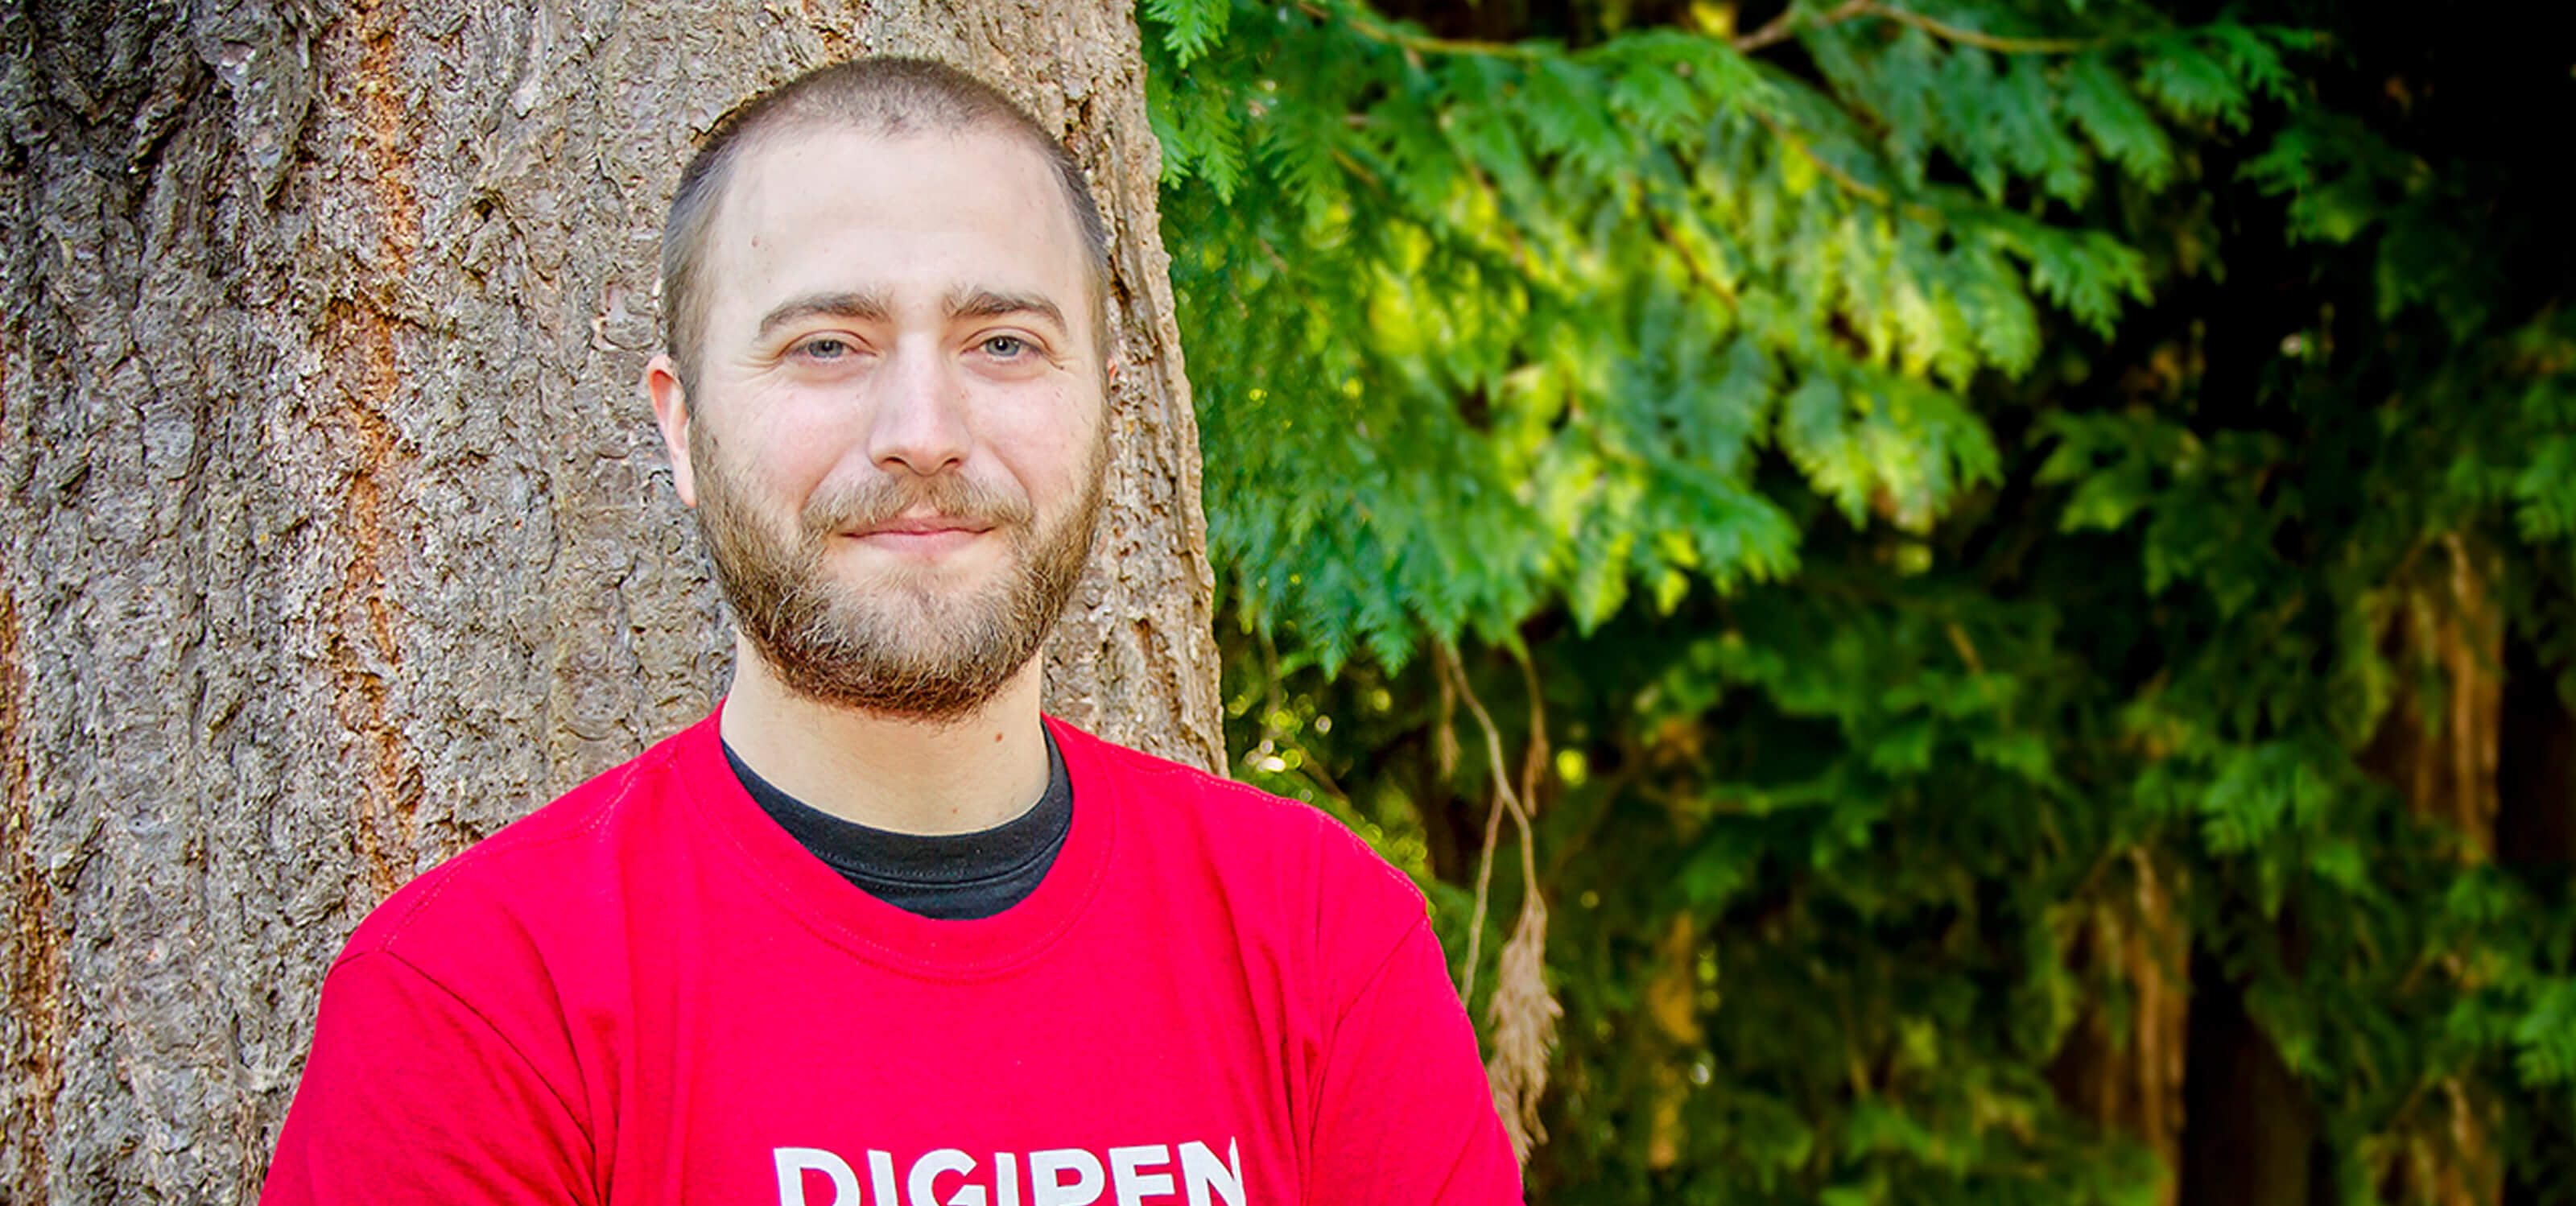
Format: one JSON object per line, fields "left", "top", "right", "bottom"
{"left": 260, "top": 56, "right": 1521, "bottom": 1205}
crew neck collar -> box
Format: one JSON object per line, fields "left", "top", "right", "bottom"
{"left": 675, "top": 706, "right": 1117, "bottom": 980}
{"left": 722, "top": 725, "right": 1070, "bottom": 885}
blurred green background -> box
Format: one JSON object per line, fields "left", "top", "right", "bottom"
{"left": 1135, "top": 0, "right": 2576, "bottom": 1201}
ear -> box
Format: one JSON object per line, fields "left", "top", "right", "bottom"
{"left": 645, "top": 353, "right": 699, "bottom": 508}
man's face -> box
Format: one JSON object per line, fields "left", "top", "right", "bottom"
{"left": 653, "top": 125, "right": 1111, "bottom": 720}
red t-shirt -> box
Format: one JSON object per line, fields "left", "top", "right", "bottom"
{"left": 262, "top": 712, "right": 1521, "bottom": 1204}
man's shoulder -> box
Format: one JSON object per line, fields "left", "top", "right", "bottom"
{"left": 1057, "top": 720, "right": 1429, "bottom": 922}
{"left": 1063, "top": 721, "right": 1356, "bottom": 841}
{"left": 335, "top": 717, "right": 711, "bottom": 970}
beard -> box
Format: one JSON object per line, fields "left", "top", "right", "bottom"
{"left": 690, "top": 420, "right": 1107, "bottom": 721}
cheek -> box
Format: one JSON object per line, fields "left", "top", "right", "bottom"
{"left": 724, "top": 397, "right": 860, "bottom": 506}
{"left": 1012, "top": 400, "right": 1108, "bottom": 506}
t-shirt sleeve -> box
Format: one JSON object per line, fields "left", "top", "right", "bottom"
{"left": 261, "top": 949, "right": 597, "bottom": 1206}
{"left": 1309, "top": 910, "right": 1525, "bottom": 1204}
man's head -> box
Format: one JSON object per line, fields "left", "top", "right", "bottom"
{"left": 659, "top": 59, "right": 1113, "bottom": 389}
{"left": 645, "top": 59, "right": 1117, "bottom": 722}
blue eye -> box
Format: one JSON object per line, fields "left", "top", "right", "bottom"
{"left": 982, "top": 335, "right": 1027, "bottom": 358}
{"left": 798, "top": 337, "right": 852, "bottom": 360}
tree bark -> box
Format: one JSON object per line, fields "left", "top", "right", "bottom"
{"left": 0, "top": 0, "right": 1220, "bottom": 1200}
{"left": 2356, "top": 533, "right": 2504, "bottom": 1206}
{"left": 2047, "top": 847, "right": 2190, "bottom": 1206}
{"left": 2178, "top": 936, "right": 2322, "bottom": 1206}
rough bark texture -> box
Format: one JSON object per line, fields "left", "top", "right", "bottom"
{"left": 0, "top": 0, "right": 1223, "bottom": 1200}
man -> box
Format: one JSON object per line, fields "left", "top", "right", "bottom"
{"left": 261, "top": 57, "right": 1520, "bottom": 1204}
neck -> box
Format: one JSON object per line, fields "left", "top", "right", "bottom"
{"left": 717, "top": 634, "right": 1051, "bottom": 835}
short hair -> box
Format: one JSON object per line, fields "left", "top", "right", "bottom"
{"left": 659, "top": 58, "right": 1113, "bottom": 386}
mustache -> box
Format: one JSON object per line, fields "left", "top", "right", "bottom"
{"left": 799, "top": 472, "right": 1034, "bottom": 536}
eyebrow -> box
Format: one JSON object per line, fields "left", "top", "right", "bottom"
{"left": 754, "top": 290, "right": 890, "bottom": 342}
{"left": 946, "top": 287, "right": 1067, "bottom": 333}
{"left": 751, "top": 286, "right": 1071, "bottom": 344}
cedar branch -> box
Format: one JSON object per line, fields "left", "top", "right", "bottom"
{"left": 1853, "top": 2, "right": 2091, "bottom": 54}
{"left": 1641, "top": 182, "right": 1742, "bottom": 308}
{"left": 1442, "top": 645, "right": 1542, "bottom": 999}
{"left": 1752, "top": 109, "right": 1890, "bottom": 205}
{"left": 1735, "top": 0, "right": 2089, "bottom": 56}
{"left": 1312, "top": 0, "right": 2087, "bottom": 63}
{"left": 1437, "top": 644, "right": 1558, "bottom": 1163}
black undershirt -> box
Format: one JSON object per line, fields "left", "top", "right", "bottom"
{"left": 721, "top": 729, "right": 1073, "bottom": 921}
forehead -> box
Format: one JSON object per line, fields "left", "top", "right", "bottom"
{"left": 700, "top": 125, "right": 1088, "bottom": 328}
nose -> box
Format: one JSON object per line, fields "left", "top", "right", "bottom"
{"left": 865, "top": 340, "right": 971, "bottom": 477}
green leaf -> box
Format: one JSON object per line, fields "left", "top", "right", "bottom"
{"left": 2063, "top": 54, "right": 2174, "bottom": 189}
{"left": 1142, "top": 0, "right": 1230, "bottom": 68}
{"left": 2137, "top": 35, "right": 2252, "bottom": 130}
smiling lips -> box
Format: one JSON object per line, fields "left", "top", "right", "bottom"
{"left": 849, "top": 515, "right": 995, "bottom": 554}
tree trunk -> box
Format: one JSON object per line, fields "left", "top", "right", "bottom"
{"left": 2178, "top": 936, "right": 2323, "bottom": 1206}
{"left": 0, "top": 0, "right": 1220, "bottom": 1199}
{"left": 2356, "top": 533, "right": 2505, "bottom": 1206}
{"left": 2047, "top": 847, "right": 2190, "bottom": 1206}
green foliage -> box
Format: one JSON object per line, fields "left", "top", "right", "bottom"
{"left": 1140, "top": 0, "right": 1228, "bottom": 67}
{"left": 1150, "top": 0, "right": 2235, "bottom": 667}
{"left": 1146, "top": 0, "right": 2576, "bottom": 1200}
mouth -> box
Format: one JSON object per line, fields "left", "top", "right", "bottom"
{"left": 862, "top": 517, "right": 994, "bottom": 535}
{"left": 844, "top": 515, "right": 997, "bottom": 555}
